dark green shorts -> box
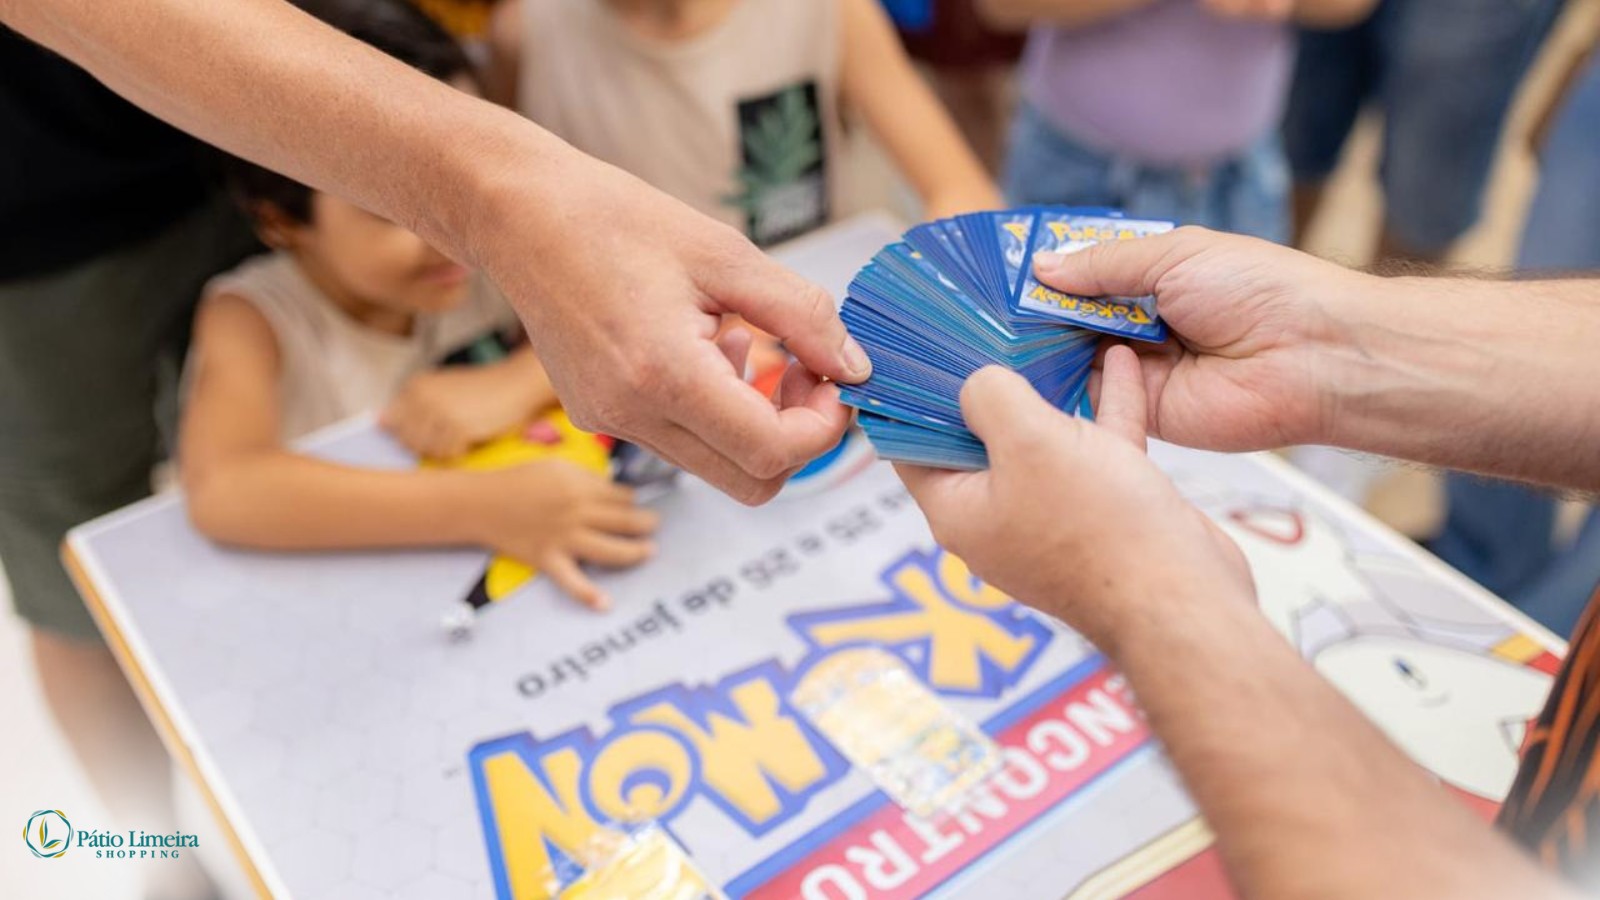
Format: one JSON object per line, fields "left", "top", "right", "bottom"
{"left": 0, "top": 195, "right": 257, "bottom": 640}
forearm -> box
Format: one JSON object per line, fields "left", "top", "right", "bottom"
{"left": 184, "top": 453, "right": 486, "bottom": 551}
{"left": 842, "top": 0, "right": 1000, "bottom": 219}
{"left": 975, "top": 0, "right": 1158, "bottom": 30}
{"left": 1102, "top": 588, "right": 1570, "bottom": 898}
{"left": 902, "top": 114, "right": 1003, "bottom": 219}
{"left": 895, "top": 93, "right": 1003, "bottom": 218}
{"left": 1319, "top": 276, "right": 1600, "bottom": 491}
{"left": 2, "top": 0, "right": 569, "bottom": 270}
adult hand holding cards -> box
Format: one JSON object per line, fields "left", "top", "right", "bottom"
{"left": 840, "top": 207, "right": 1173, "bottom": 469}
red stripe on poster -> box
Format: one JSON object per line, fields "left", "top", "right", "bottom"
{"left": 748, "top": 668, "right": 1149, "bottom": 899}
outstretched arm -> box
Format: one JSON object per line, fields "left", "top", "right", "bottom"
{"left": 3, "top": 0, "right": 868, "bottom": 504}
{"left": 1034, "top": 229, "right": 1600, "bottom": 493}
{"left": 1320, "top": 275, "right": 1600, "bottom": 492}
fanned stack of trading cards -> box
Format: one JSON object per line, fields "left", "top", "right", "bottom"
{"left": 840, "top": 207, "right": 1173, "bottom": 470}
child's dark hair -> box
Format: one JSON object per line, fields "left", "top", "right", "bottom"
{"left": 222, "top": 0, "right": 476, "bottom": 226}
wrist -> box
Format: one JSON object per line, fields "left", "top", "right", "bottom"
{"left": 1316, "top": 275, "right": 1497, "bottom": 455}
{"left": 1091, "top": 569, "right": 1258, "bottom": 665}
{"left": 428, "top": 106, "right": 584, "bottom": 275}
{"left": 433, "top": 470, "right": 498, "bottom": 547}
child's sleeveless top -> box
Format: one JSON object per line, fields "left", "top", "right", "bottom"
{"left": 198, "top": 252, "right": 518, "bottom": 441}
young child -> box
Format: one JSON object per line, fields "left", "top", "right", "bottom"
{"left": 180, "top": 0, "right": 657, "bottom": 611}
{"left": 489, "top": 0, "right": 1001, "bottom": 249}
{"left": 983, "top": 0, "right": 1379, "bottom": 244}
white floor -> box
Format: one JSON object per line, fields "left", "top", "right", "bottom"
{"left": 0, "top": 568, "right": 140, "bottom": 898}
{"left": 0, "top": 566, "right": 253, "bottom": 898}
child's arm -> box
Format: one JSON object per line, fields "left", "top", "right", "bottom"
{"left": 840, "top": 0, "right": 1002, "bottom": 219}
{"left": 382, "top": 346, "right": 558, "bottom": 460}
{"left": 975, "top": 0, "right": 1160, "bottom": 30}
{"left": 180, "top": 294, "right": 658, "bottom": 608}
{"left": 484, "top": 0, "right": 524, "bottom": 108}
{"left": 181, "top": 293, "right": 491, "bottom": 550}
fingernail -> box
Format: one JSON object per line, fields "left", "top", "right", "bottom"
{"left": 843, "top": 337, "right": 872, "bottom": 380}
{"left": 1033, "top": 251, "right": 1066, "bottom": 274}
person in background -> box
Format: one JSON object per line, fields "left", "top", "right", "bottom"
{"left": 980, "top": 0, "right": 1377, "bottom": 244}
{"left": 0, "top": 23, "right": 258, "bottom": 900}
{"left": 1284, "top": 0, "right": 1565, "bottom": 263}
{"left": 489, "top": 0, "right": 1001, "bottom": 250}
{"left": 887, "top": 0, "right": 1025, "bottom": 174}
{"left": 181, "top": 0, "right": 659, "bottom": 613}
{"left": 1430, "top": 45, "right": 1600, "bottom": 639}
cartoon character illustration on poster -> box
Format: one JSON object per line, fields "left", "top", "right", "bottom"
{"left": 1312, "top": 637, "right": 1551, "bottom": 799}
{"left": 1175, "top": 474, "right": 1556, "bottom": 804}
{"left": 1054, "top": 472, "right": 1563, "bottom": 900}
{"left": 1210, "top": 502, "right": 1379, "bottom": 648}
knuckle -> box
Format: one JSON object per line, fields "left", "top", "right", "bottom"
{"left": 578, "top": 392, "right": 634, "bottom": 436}
{"left": 700, "top": 224, "right": 755, "bottom": 270}
{"left": 799, "top": 283, "right": 834, "bottom": 325}
{"left": 563, "top": 402, "right": 602, "bottom": 433}
{"left": 744, "top": 445, "right": 791, "bottom": 481}
{"left": 733, "top": 477, "right": 780, "bottom": 507}
{"left": 623, "top": 351, "right": 667, "bottom": 392}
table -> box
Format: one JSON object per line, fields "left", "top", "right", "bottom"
{"left": 65, "top": 213, "right": 1563, "bottom": 900}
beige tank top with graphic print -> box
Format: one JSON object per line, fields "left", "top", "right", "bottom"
{"left": 199, "top": 253, "right": 520, "bottom": 442}
{"left": 518, "top": 0, "right": 843, "bottom": 246}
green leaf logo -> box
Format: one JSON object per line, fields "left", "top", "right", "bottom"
{"left": 724, "top": 82, "right": 827, "bottom": 244}
{"left": 24, "top": 810, "right": 72, "bottom": 858}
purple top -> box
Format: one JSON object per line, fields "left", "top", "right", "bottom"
{"left": 1021, "top": 0, "right": 1293, "bottom": 167}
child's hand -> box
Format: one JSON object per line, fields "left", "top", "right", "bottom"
{"left": 468, "top": 461, "right": 660, "bottom": 610}
{"left": 384, "top": 358, "right": 552, "bottom": 460}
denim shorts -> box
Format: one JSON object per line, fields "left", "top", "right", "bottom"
{"left": 1283, "top": 0, "right": 1564, "bottom": 253}
{"left": 1432, "top": 57, "right": 1600, "bottom": 639}
{"left": 1002, "top": 101, "right": 1290, "bottom": 244}
{"left": 1517, "top": 56, "right": 1600, "bottom": 272}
